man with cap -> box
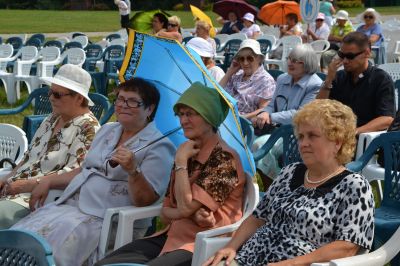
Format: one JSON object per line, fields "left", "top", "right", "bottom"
{"left": 96, "top": 82, "right": 245, "bottom": 266}
{"left": 320, "top": 10, "right": 354, "bottom": 72}
{"left": 0, "top": 64, "right": 100, "bottom": 228}
{"left": 241, "top": 12, "right": 261, "bottom": 39}
{"left": 186, "top": 37, "right": 225, "bottom": 82}
{"left": 220, "top": 39, "right": 276, "bottom": 119}
{"left": 318, "top": 31, "right": 395, "bottom": 134}
{"left": 305, "top": 13, "right": 330, "bottom": 42}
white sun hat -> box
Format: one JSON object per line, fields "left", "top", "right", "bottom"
{"left": 186, "top": 37, "right": 215, "bottom": 58}
{"left": 336, "top": 10, "right": 349, "bottom": 21}
{"left": 235, "top": 39, "right": 265, "bottom": 60}
{"left": 242, "top": 13, "right": 255, "bottom": 23}
{"left": 42, "top": 64, "right": 94, "bottom": 106}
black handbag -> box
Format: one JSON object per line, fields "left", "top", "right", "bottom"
{"left": 254, "top": 95, "right": 288, "bottom": 136}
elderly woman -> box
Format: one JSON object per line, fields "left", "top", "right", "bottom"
{"left": 12, "top": 78, "right": 176, "bottom": 266}
{"left": 195, "top": 20, "right": 217, "bottom": 55}
{"left": 96, "top": 82, "right": 245, "bottom": 266}
{"left": 186, "top": 37, "right": 225, "bottom": 82}
{"left": 356, "top": 8, "right": 385, "bottom": 64}
{"left": 0, "top": 64, "right": 99, "bottom": 228}
{"left": 220, "top": 39, "right": 276, "bottom": 119}
{"left": 206, "top": 99, "right": 374, "bottom": 266}
{"left": 321, "top": 10, "right": 353, "bottom": 73}
{"left": 252, "top": 44, "right": 322, "bottom": 184}
{"left": 240, "top": 13, "right": 261, "bottom": 39}
{"left": 219, "top": 11, "right": 243, "bottom": 35}
{"left": 157, "top": 15, "right": 183, "bottom": 42}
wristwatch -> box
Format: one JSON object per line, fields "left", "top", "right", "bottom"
{"left": 174, "top": 165, "right": 188, "bottom": 172}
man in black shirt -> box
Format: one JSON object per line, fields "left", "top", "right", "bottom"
{"left": 318, "top": 31, "right": 394, "bottom": 134}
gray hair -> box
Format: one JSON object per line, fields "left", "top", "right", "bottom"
{"left": 288, "top": 44, "right": 319, "bottom": 74}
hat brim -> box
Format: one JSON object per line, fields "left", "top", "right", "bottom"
{"left": 42, "top": 76, "right": 94, "bottom": 106}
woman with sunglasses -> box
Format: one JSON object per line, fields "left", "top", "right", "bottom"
{"left": 220, "top": 39, "right": 276, "bottom": 119}
{"left": 251, "top": 44, "right": 322, "bottom": 187}
{"left": 355, "top": 8, "right": 384, "bottom": 64}
{"left": 11, "top": 78, "right": 176, "bottom": 265}
{"left": 96, "top": 82, "right": 245, "bottom": 266}
{"left": 157, "top": 15, "right": 183, "bottom": 43}
{"left": 0, "top": 64, "right": 99, "bottom": 229}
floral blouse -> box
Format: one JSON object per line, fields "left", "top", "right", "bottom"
{"left": 10, "top": 112, "right": 100, "bottom": 181}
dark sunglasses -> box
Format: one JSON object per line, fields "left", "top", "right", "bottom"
{"left": 315, "top": 19, "right": 324, "bottom": 22}
{"left": 237, "top": 55, "right": 255, "bottom": 63}
{"left": 48, "top": 89, "right": 73, "bottom": 99}
{"left": 168, "top": 23, "right": 178, "bottom": 27}
{"left": 364, "top": 15, "right": 374, "bottom": 19}
{"left": 337, "top": 50, "right": 365, "bottom": 60}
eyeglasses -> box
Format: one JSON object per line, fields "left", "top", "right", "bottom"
{"left": 364, "top": 15, "right": 374, "bottom": 19}
{"left": 176, "top": 111, "right": 199, "bottom": 119}
{"left": 237, "top": 55, "right": 255, "bottom": 63}
{"left": 168, "top": 23, "right": 178, "bottom": 27}
{"left": 287, "top": 57, "right": 303, "bottom": 64}
{"left": 48, "top": 89, "right": 73, "bottom": 99}
{"left": 337, "top": 50, "right": 365, "bottom": 60}
{"left": 114, "top": 97, "right": 144, "bottom": 108}
{"left": 315, "top": 19, "right": 324, "bottom": 22}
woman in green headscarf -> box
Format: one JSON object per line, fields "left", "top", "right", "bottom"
{"left": 96, "top": 82, "right": 246, "bottom": 266}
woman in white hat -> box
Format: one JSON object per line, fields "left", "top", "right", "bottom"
{"left": 240, "top": 12, "right": 261, "bottom": 39}
{"left": 220, "top": 39, "right": 276, "bottom": 119}
{"left": 12, "top": 77, "right": 176, "bottom": 265}
{"left": 186, "top": 37, "right": 225, "bottom": 82}
{"left": 0, "top": 64, "right": 100, "bottom": 228}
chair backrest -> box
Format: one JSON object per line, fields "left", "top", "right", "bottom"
{"left": 14, "top": 46, "right": 39, "bottom": 76}
{"left": 62, "top": 47, "right": 86, "bottom": 67}
{"left": 103, "top": 44, "right": 125, "bottom": 75}
{"left": 62, "top": 41, "right": 83, "bottom": 52}
{"left": 280, "top": 35, "right": 302, "bottom": 71}
{"left": 378, "top": 63, "right": 400, "bottom": 82}
{"left": 316, "top": 72, "right": 327, "bottom": 81}
{"left": 43, "top": 40, "right": 63, "bottom": 50}
{"left": 88, "top": 92, "right": 112, "bottom": 123}
{"left": 347, "top": 131, "right": 400, "bottom": 209}
{"left": 257, "top": 34, "right": 277, "bottom": 49}
{"left": 25, "top": 37, "right": 42, "bottom": 49}
{"left": 71, "top": 32, "right": 86, "bottom": 39}
{"left": 267, "top": 69, "right": 284, "bottom": 81}
{"left": 28, "top": 33, "right": 45, "bottom": 45}
{"left": 239, "top": 116, "right": 255, "bottom": 148}
{"left": 96, "top": 39, "right": 110, "bottom": 50}
{"left": 84, "top": 44, "right": 103, "bottom": 72}
{"left": 0, "top": 124, "right": 28, "bottom": 166}
{"left": 109, "top": 38, "right": 126, "bottom": 47}
{"left": 106, "top": 33, "right": 122, "bottom": 42}
{"left": 221, "top": 39, "right": 242, "bottom": 71}
{"left": 6, "top": 36, "right": 23, "bottom": 55}
{"left": 72, "top": 35, "right": 89, "bottom": 48}
{"left": 0, "top": 229, "right": 55, "bottom": 266}
{"left": 0, "top": 44, "right": 13, "bottom": 71}
{"left": 55, "top": 36, "right": 70, "bottom": 46}
{"left": 310, "top": 39, "right": 330, "bottom": 54}
{"left": 37, "top": 47, "right": 61, "bottom": 78}
{"left": 228, "top": 32, "right": 247, "bottom": 41}
{"left": 257, "top": 39, "right": 272, "bottom": 56}
{"left": 253, "top": 124, "right": 301, "bottom": 166}
{"left": 215, "top": 33, "right": 230, "bottom": 53}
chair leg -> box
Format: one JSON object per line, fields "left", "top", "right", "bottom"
{"left": 2, "top": 76, "right": 17, "bottom": 104}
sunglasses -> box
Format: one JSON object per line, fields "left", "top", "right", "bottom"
{"left": 337, "top": 50, "right": 365, "bottom": 60}
{"left": 237, "top": 55, "right": 255, "bottom": 63}
{"left": 48, "top": 89, "right": 73, "bottom": 99}
{"left": 287, "top": 57, "right": 303, "bottom": 64}
{"left": 168, "top": 23, "right": 178, "bottom": 27}
{"left": 315, "top": 19, "right": 324, "bottom": 22}
{"left": 364, "top": 15, "right": 374, "bottom": 19}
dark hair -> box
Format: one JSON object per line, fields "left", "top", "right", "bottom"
{"left": 116, "top": 78, "right": 160, "bottom": 121}
{"left": 342, "top": 31, "right": 371, "bottom": 50}
{"left": 153, "top": 13, "right": 168, "bottom": 30}
{"left": 285, "top": 13, "right": 299, "bottom": 23}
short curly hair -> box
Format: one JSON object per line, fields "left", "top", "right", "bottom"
{"left": 293, "top": 99, "right": 357, "bottom": 164}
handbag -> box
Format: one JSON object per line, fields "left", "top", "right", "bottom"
{"left": 254, "top": 95, "right": 288, "bottom": 136}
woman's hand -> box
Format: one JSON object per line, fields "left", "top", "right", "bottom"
{"left": 29, "top": 179, "right": 51, "bottom": 211}
{"left": 175, "top": 140, "right": 200, "bottom": 166}
{"left": 252, "top": 111, "right": 270, "bottom": 129}
{"left": 226, "top": 59, "right": 241, "bottom": 76}
{"left": 111, "top": 145, "right": 137, "bottom": 174}
{"left": 203, "top": 247, "right": 237, "bottom": 266}
{"left": 192, "top": 207, "right": 216, "bottom": 228}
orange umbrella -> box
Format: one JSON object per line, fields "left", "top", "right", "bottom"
{"left": 258, "top": 0, "right": 301, "bottom": 25}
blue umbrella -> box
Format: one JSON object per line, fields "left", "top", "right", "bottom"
{"left": 119, "top": 30, "right": 255, "bottom": 176}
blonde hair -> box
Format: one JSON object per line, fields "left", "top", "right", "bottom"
{"left": 195, "top": 20, "right": 211, "bottom": 31}
{"left": 293, "top": 99, "right": 357, "bottom": 164}
{"left": 168, "top": 15, "right": 181, "bottom": 26}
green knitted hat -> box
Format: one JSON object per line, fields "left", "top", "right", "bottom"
{"left": 173, "top": 82, "right": 229, "bottom": 128}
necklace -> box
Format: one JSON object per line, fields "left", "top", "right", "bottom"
{"left": 305, "top": 167, "right": 344, "bottom": 184}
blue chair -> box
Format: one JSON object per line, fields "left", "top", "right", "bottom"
{"left": 316, "top": 72, "right": 327, "bottom": 81}
{"left": 6, "top": 36, "right": 23, "bottom": 56}
{"left": 43, "top": 40, "right": 63, "bottom": 50}
{"left": 62, "top": 41, "right": 83, "bottom": 53}
{"left": 0, "top": 229, "right": 55, "bottom": 266}
{"left": 25, "top": 37, "right": 42, "bottom": 49}
{"left": 84, "top": 44, "right": 103, "bottom": 72}
{"left": 106, "top": 33, "right": 122, "bottom": 42}
{"left": 266, "top": 69, "right": 284, "bottom": 81}
{"left": 257, "top": 39, "right": 272, "bottom": 56}
{"left": 239, "top": 116, "right": 255, "bottom": 148}
{"left": 252, "top": 124, "right": 301, "bottom": 166}
{"left": 182, "top": 36, "right": 194, "bottom": 45}
{"left": 218, "top": 39, "right": 242, "bottom": 72}
{"left": 347, "top": 131, "right": 400, "bottom": 266}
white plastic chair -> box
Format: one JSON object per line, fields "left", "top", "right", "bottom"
{"left": 0, "top": 46, "right": 39, "bottom": 104}
{"left": 377, "top": 63, "right": 400, "bottom": 82}
{"left": 98, "top": 173, "right": 259, "bottom": 265}
{"left": 264, "top": 35, "right": 302, "bottom": 72}
{"left": 55, "top": 36, "right": 70, "bottom": 47}
{"left": 72, "top": 35, "right": 89, "bottom": 48}
{"left": 310, "top": 226, "right": 400, "bottom": 266}
{"left": 96, "top": 39, "right": 110, "bottom": 50}
{"left": 257, "top": 34, "right": 277, "bottom": 50}
{"left": 0, "top": 44, "right": 13, "bottom": 71}
{"left": 0, "top": 124, "right": 28, "bottom": 179}
{"left": 310, "top": 39, "right": 330, "bottom": 68}
{"left": 13, "top": 46, "right": 39, "bottom": 97}
{"left": 228, "top": 32, "right": 247, "bottom": 41}
{"left": 109, "top": 38, "right": 126, "bottom": 47}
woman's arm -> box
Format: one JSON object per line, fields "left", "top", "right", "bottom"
{"left": 157, "top": 31, "right": 183, "bottom": 42}
{"left": 204, "top": 215, "right": 265, "bottom": 266}
{"left": 369, "top": 34, "right": 380, "bottom": 45}
{"left": 242, "top": 98, "right": 270, "bottom": 119}
{"left": 269, "top": 240, "right": 359, "bottom": 266}
{"left": 219, "top": 60, "right": 241, "bottom": 88}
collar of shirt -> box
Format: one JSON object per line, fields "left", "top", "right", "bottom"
{"left": 282, "top": 73, "right": 312, "bottom": 89}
